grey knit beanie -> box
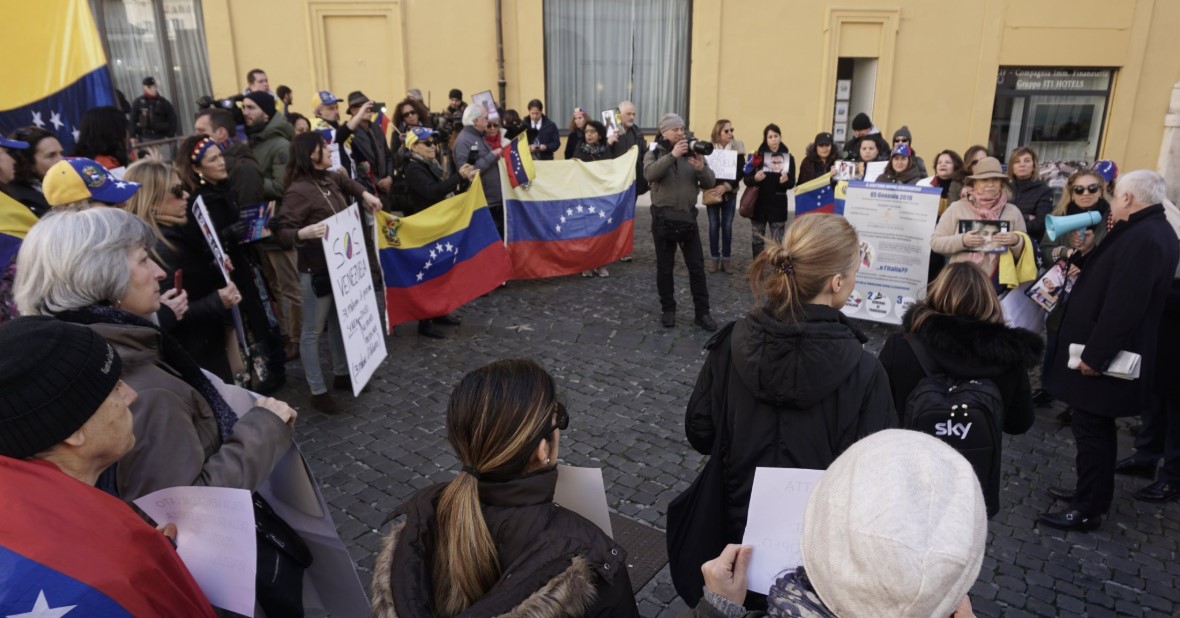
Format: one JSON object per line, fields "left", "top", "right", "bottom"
{"left": 657, "top": 113, "right": 685, "bottom": 134}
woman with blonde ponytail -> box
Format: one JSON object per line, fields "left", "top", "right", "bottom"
{"left": 679, "top": 214, "right": 896, "bottom": 609}
{"left": 371, "top": 359, "right": 638, "bottom": 618}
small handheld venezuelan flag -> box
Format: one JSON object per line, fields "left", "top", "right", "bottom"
{"left": 502, "top": 137, "right": 536, "bottom": 189}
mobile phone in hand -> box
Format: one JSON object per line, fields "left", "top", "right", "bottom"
{"left": 173, "top": 269, "right": 183, "bottom": 291}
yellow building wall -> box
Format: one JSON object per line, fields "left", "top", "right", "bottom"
{"left": 201, "top": 0, "right": 1179, "bottom": 170}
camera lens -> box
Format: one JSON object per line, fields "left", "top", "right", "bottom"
{"left": 691, "top": 140, "right": 714, "bottom": 156}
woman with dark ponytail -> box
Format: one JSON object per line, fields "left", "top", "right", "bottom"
{"left": 371, "top": 359, "right": 639, "bottom": 617}
{"left": 681, "top": 213, "right": 896, "bottom": 606}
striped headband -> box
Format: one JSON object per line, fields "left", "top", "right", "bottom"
{"left": 190, "top": 137, "right": 217, "bottom": 163}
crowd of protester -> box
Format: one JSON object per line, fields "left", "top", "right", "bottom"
{"left": 2, "top": 63, "right": 1179, "bottom": 617}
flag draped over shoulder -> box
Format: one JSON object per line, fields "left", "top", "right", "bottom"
{"left": 0, "top": 0, "right": 115, "bottom": 151}
{"left": 501, "top": 147, "right": 637, "bottom": 279}
{"left": 0, "top": 457, "right": 215, "bottom": 617}
{"left": 501, "top": 137, "right": 536, "bottom": 189}
{"left": 376, "top": 180, "right": 511, "bottom": 326}
{"left": 793, "top": 173, "right": 842, "bottom": 218}
{"left": 0, "top": 193, "right": 38, "bottom": 267}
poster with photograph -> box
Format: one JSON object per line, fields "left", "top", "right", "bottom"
{"left": 840, "top": 181, "right": 942, "bottom": 325}
{"left": 1025, "top": 260, "right": 1076, "bottom": 312}
{"left": 836, "top": 79, "right": 852, "bottom": 101}
{"left": 832, "top": 159, "right": 857, "bottom": 181}
{"left": 958, "top": 219, "right": 1011, "bottom": 253}
{"left": 834, "top": 101, "right": 849, "bottom": 123}
{"left": 471, "top": 90, "right": 500, "bottom": 123}
{"left": 600, "top": 109, "right": 620, "bottom": 137}
{"left": 833, "top": 124, "right": 847, "bottom": 142}
{"left": 761, "top": 152, "right": 790, "bottom": 174}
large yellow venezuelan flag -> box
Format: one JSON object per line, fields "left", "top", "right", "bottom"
{"left": 0, "top": 0, "right": 114, "bottom": 151}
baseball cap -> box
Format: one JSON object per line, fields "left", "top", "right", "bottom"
{"left": 815, "top": 132, "right": 834, "bottom": 146}
{"left": 0, "top": 135, "right": 28, "bottom": 150}
{"left": 313, "top": 90, "right": 344, "bottom": 108}
{"left": 143, "top": 76, "right": 156, "bottom": 87}
{"left": 1091, "top": 160, "right": 1118, "bottom": 183}
{"left": 43, "top": 158, "right": 141, "bottom": 207}
{"left": 404, "top": 127, "right": 438, "bottom": 149}
{"left": 891, "top": 143, "right": 913, "bottom": 158}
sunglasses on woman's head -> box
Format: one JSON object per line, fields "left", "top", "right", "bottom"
{"left": 1072, "top": 184, "right": 1102, "bottom": 195}
{"left": 169, "top": 184, "right": 185, "bottom": 199}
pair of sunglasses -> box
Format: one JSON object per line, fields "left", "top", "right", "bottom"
{"left": 417, "top": 140, "right": 436, "bottom": 147}
{"left": 1072, "top": 183, "right": 1102, "bottom": 195}
{"left": 894, "top": 137, "right": 910, "bottom": 143}
{"left": 402, "top": 110, "right": 418, "bottom": 119}
{"left": 169, "top": 184, "right": 185, "bottom": 199}
{"left": 533, "top": 401, "right": 569, "bottom": 443}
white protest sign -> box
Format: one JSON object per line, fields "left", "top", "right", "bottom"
{"left": 740, "top": 467, "right": 825, "bottom": 594}
{"left": 864, "top": 160, "right": 887, "bottom": 182}
{"left": 704, "top": 149, "right": 739, "bottom": 181}
{"left": 192, "top": 196, "right": 247, "bottom": 349}
{"left": 133, "top": 486, "right": 256, "bottom": 616}
{"left": 840, "top": 181, "right": 941, "bottom": 325}
{"left": 555, "top": 465, "right": 613, "bottom": 538}
{"left": 321, "top": 204, "right": 387, "bottom": 396}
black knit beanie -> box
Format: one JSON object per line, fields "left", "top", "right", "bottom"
{"left": 244, "top": 91, "right": 277, "bottom": 120}
{"left": 851, "top": 113, "right": 873, "bottom": 131}
{"left": 0, "top": 317, "right": 123, "bottom": 459}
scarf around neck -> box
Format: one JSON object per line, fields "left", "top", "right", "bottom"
{"left": 962, "top": 185, "right": 1008, "bottom": 219}
{"left": 767, "top": 567, "right": 837, "bottom": 618}
{"left": 55, "top": 304, "right": 239, "bottom": 440}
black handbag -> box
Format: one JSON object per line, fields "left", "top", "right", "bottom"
{"left": 254, "top": 493, "right": 313, "bottom": 617}
{"left": 667, "top": 323, "right": 734, "bottom": 606}
{"left": 658, "top": 208, "right": 697, "bottom": 242}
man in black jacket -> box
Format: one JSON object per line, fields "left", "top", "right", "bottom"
{"left": 840, "top": 112, "right": 889, "bottom": 162}
{"left": 194, "top": 108, "right": 264, "bottom": 207}
{"left": 130, "top": 77, "right": 178, "bottom": 145}
{"left": 524, "top": 99, "right": 560, "bottom": 161}
{"left": 1040, "top": 170, "right": 1180, "bottom": 531}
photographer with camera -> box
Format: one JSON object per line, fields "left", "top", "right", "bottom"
{"left": 346, "top": 91, "right": 394, "bottom": 198}
{"left": 643, "top": 113, "right": 718, "bottom": 331}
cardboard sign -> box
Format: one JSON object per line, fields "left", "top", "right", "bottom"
{"left": 320, "top": 204, "right": 387, "bottom": 395}
{"left": 704, "top": 149, "right": 739, "bottom": 180}
{"left": 740, "top": 467, "right": 825, "bottom": 594}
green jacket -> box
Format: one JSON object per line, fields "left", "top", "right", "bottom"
{"left": 643, "top": 141, "right": 716, "bottom": 213}
{"left": 249, "top": 113, "right": 294, "bottom": 201}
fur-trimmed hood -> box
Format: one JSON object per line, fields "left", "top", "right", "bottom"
{"left": 902, "top": 309, "right": 1043, "bottom": 378}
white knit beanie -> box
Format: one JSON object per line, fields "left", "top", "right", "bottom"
{"left": 801, "top": 429, "right": 987, "bottom": 618}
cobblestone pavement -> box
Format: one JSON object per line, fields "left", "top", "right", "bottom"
{"left": 274, "top": 200, "right": 1179, "bottom": 617}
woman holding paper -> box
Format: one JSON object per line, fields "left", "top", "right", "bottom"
{"left": 682, "top": 213, "right": 896, "bottom": 596}
{"left": 371, "top": 359, "right": 639, "bottom": 617}
{"left": 930, "top": 157, "right": 1026, "bottom": 280}
{"left": 743, "top": 124, "right": 795, "bottom": 258}
{"left": 274, "top": 132, "right": 382, "bottom": 414}
{"left": 878, "top": 263, "right": 1042, "bottom": 516}
{"left": 124, "top": 158, "right": 239, "bottom": 382}
{"left": 704, "top": 119, "right": 744, "bottom": 273}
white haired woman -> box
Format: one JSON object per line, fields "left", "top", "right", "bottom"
{"left": 452, "top": 104, "right": 504, "bottom": 237}
{"left": 13, "top": 206, "right": 296, "bottom": 503}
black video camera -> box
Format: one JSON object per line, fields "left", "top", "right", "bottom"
{"left": 688, "top": 137, "right": 713, "bottom": 156}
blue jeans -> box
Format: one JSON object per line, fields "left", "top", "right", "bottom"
{"left": 706, "top": 196, "right": 735, "bottom": 260}
{"left": 751, "top": 220, "right": 787, "bottom": 258}
{"left": 299, "top": 273, "right": 348, "bottom": 395}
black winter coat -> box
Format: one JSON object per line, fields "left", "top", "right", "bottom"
{"left": 878, "top": 310, "right": 1043, "bottom": 517}
{"left": 156, "top": 223, "right": 232, "bottom": 382}
{"left": 563, "top": 128, "right": 584, "bottom": 160}
{"left": 1156, "top": 279, "right": 1180, "bottom": 401}
{"left": 221, "top": 140, "right": 265, "bottom": 208}
{"left": 403, "top": 155, "right": 466, "bottom": 216}
{"left": 1010, "top": 177, "right": 1054, "bottom": 240}
{"left": 797, "top": 150, "right": 835, "bottom": 185}
{"left": 5, "top": 183, "right": 49, "bottom": 219}
{"left": 525, "top": 115, "right": 561, "bottom": 161}
{"left": 743, "top": 147, "right": 795, "bottom": 223}
{"left": 371, "top": 469, "right": 638, "bottom": 617}
{"left": 686, "top": 306, "right": 896, "bottom": 542}
{"left": 1046, "top": 204, "right": 1180, "bottom": 416}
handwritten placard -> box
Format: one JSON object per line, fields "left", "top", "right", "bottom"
{"left": 704, "top": 149, "right": 739, "bottom": 180}
{"left": 740, "top": 467, "right": 825, "bottom": 594}
{"left": 133, "top": 486, "right": 256, "bottom": 616}
{"left": 321, "top": 204, "right": 387, "bottom": 395}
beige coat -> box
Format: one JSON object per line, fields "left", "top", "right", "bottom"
{"left": 931, "top": 199, "right": 1028, "bottom": 275}
{"left": 90, "top": 322, "right": 293, "bottom": 501}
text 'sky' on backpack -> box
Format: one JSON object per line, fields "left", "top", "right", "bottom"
{"left": 903, "top": 337, "right": 1003, "bottom": 496}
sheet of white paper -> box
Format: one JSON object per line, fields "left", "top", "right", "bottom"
{"left": 864, "top": 161, "right": 888, "bottom": 182}
{"left": 555, "top": 465, "right": 613, "bottom": 538}
{"left": 133, "top": 486, "right": 256, "bottom": 616}
{"left": 740, "top": 467, "right": 825, "bottom": 594}
{"left": 704, "top": 149, "right": 738, "bottom": 180}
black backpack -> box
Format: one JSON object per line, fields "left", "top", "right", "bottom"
{"left": 903, "top": 337, "right": 1003, "bottom": 496}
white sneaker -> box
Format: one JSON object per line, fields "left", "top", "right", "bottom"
{"left": 597, "top": 267, "right": 610, "bottom": 277}
{"left": 581, "top": 271, "right": 594, "bottom": 277}
{"left": 619, "top": 255, "right": 633, "bottom": 262}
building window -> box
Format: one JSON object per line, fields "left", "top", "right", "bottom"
{"left": 990, "top": 68, "right": 1114, "bottom": 164}
{"left": 91, "top": 0, "right": 212, "bottom": 138}
{"left": 543, "top": 0, "right": 691, "bottom": 131}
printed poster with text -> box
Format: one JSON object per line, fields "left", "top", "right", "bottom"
{"left": 321, "top": 204, "right": 387, "bottom": 395}
{"left": 840, "top": 181, "right": 941, "bottom": 325}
